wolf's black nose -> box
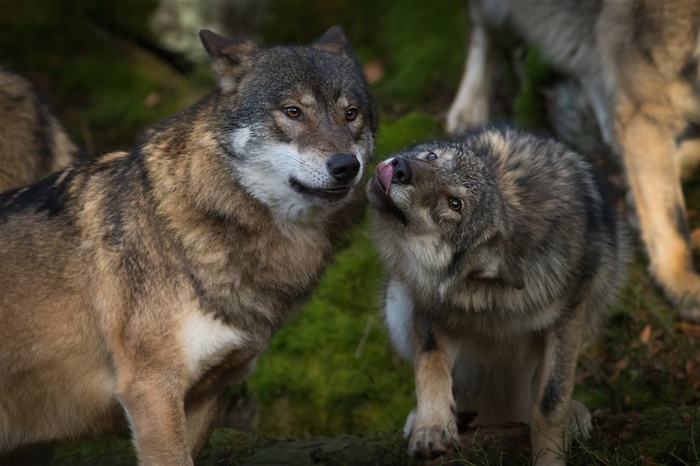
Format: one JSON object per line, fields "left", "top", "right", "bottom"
{"left": 327, "top": 153, "right": 360, "bottom": 184}
{"left": 390, "top": 157, "right": 412, "bottom": 184}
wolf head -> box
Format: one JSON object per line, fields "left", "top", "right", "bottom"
{"left": 200, "top": 26, "right": 377, "bottom": 222}
{"left": 367, "top": 136, "right": 524, "bottom": 290}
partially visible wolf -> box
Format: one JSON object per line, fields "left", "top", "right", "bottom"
{"left": 0, "top": 26, "right": 376, "bottom": 465}
{"left": 0, "top": 67, "right": 78, "bottom": 191}
{"left": 368, "top": 127, "right": 627, "bottom": 465}
{"left": 447, "top": 0, "right": 700, "bottom": 321}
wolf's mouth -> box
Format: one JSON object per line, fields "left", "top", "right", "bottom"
{"left": 368, "top": 177, "right": 407, "bottom": 225}
{"left": 290, "top": 178, "right": 351, "bottom": 202}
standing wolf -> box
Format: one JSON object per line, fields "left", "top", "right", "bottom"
{"left": 447, "top": 0, "right": 700, "bottom": 322}
{"left": 0, "top": 26, "right": 376, "bottom": 465}
{"left": 0, "top": 67, "right": 78, "bottom": 191}
{"left": 368, "top": 127, "right": 627, "bottom": 465}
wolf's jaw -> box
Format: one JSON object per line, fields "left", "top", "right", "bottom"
{"left": 289, "top": 177, "right": 352, "bottom": 203}
{"left": 368, "top": 178, "right": 408, "bottom": 226}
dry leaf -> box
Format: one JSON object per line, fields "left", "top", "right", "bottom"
{"left": 674, "top": 321, "right": 700, "bottom": 338}
{"left": 638, "top": 324, "right": 652, "bottom": 345}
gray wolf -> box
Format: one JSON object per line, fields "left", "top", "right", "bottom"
{"left": 367, "top": 127, "right": 627, "bottom": 465}
{"left": 0, "top": 26, "right": 376, "bottom": 465}
{"left": 446, "top": 0, "right": 700, "bottom": 322}
{"left": 0, "top": 66, "right": 78, "bottom": 192}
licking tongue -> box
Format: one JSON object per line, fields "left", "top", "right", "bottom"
{"left": 375, "top": 161, "right": 393, "bottom": 195}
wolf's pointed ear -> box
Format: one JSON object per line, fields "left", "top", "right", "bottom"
{"left": 312, "top": 25, "right": 352, "bottom": 56}
{"left": 199, "top": 29, "right": 258, "bottom": 93}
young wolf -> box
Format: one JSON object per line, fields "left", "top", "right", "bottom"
{"left": 368, "top": 127, "right": 627, "bottom": 465}
{"left": 446, "top": 0, "right": 700, "bottom": 322}
{"left": 0, "top": 26, "right": 376, "bottom": 465}
{"left": 0, "top": 67, "right": 78, "bottom": 191}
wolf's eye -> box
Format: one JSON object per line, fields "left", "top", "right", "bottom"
{"left": 284, "top": 106, "right": 302, "bottom": 119}
{"left": 448, "top": 197, "right": 463, "bottom": 212}
{"left": 426, "top": 152, "right": 438, "bottom": 161}
{"left": 345, "top": 107, "right": 358, "bottom": 122}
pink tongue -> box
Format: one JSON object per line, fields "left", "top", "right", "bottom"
{"left": 375, "top": 162, "right": 393, "bottom": 194}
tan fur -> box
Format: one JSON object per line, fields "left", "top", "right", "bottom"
{"left": 0, "top": 67, "right": 77, "bottom": 192}
{"left": 0, "top": 26, "right": 376, "bottom": 465}
{"left": 447, "top": 0, "right": 700, "bottom": 321}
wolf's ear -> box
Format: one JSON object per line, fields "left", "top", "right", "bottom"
{"left": 312, "top": 25, "right": 352, "bottom": 57}
{"left": 199, "top": 29, "right": 258, "bottom": 93}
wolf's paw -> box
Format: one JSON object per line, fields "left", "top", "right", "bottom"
{"left": 407, "top": 425, "right": 458, "bottom": 459}
{"left": 569, "top": 400, "right": 592, "bottom": 438}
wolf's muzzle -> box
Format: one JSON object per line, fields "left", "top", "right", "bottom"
{"left": 327, "top": 153, "right": 360, "bottom": 184}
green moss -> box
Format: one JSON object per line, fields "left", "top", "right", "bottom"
{"left": 55, "top": 435, "right": 134, "bottom": 465}
{"left": 247, "top": 214, "right": 415, "bottom": 436}
{"left": 569, "top": 407, "right": 700, "bottom": 465}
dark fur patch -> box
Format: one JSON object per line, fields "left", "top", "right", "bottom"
{"left": 675, "top": 122, "right": 700, "bottom": 147}
{"left": 672, "top": 202, "right": 691, "bottom": 245}
{"left": 421, "top": 330, "right": 439, "bottom": 352}
{"left": 0, "top": 168, "right": 77, "bottom": 221}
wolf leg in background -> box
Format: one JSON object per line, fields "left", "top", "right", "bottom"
{"left": 447, "top": 0, "right": 700, "bottom": 321}
{"left": 0, "top": 67, "right": 79, "bottom": 192}
{"left": 368, "top": 127, "right": 628, "bottom": 465}
{"left": 0, "top": 26, "right": 376, "bottom": 466}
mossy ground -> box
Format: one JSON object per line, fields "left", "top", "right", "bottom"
{"left": 1, "top": 0, "right": 698, "bottom": 464}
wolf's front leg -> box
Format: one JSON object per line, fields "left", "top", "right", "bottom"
{"left": 117, "top": 375, "right": 193, "bottom": 466}
{"left": 185, "top": 393, "right": 225, "bottom": 459}
{"left": 408, "top": 324, "right": 460, "bottom": 458}
{"left": 531, "top": 310, "right": 586, "bottom": 466}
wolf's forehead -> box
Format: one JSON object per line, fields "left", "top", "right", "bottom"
{"left": 300, "top": 94, "right": 316, "bottom": 106}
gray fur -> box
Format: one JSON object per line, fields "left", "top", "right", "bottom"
{"left": 368, "top": 127, "right": 628, "bottom": 464}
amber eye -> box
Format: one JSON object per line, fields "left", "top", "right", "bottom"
{"left": 448, "top": 197, "right": 463, "bottom": 212}
{"left": 426, "top": 152, "right": 438, "bottom": 161}
{"left": 285, "top": 106, "right": 302, "bottom": 119}
{"left": 345, "top": 107, "right": 358, "bottom": 121}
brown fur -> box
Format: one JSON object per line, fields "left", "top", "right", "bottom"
{"left": 0, "top": 26, "right": 376, "bottom": 465}
{"left": 447, "top": 0, "right": 700, "bottom": 321}
{"left": 0, "top": 67, "right": 78, "bottom": 192}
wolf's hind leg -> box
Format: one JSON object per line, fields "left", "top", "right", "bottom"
{"left": 446, "top": 2, "right": 495, "bottom": 132}
{"left": 616, "top": 99, "right": 700, "bottom": 322}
